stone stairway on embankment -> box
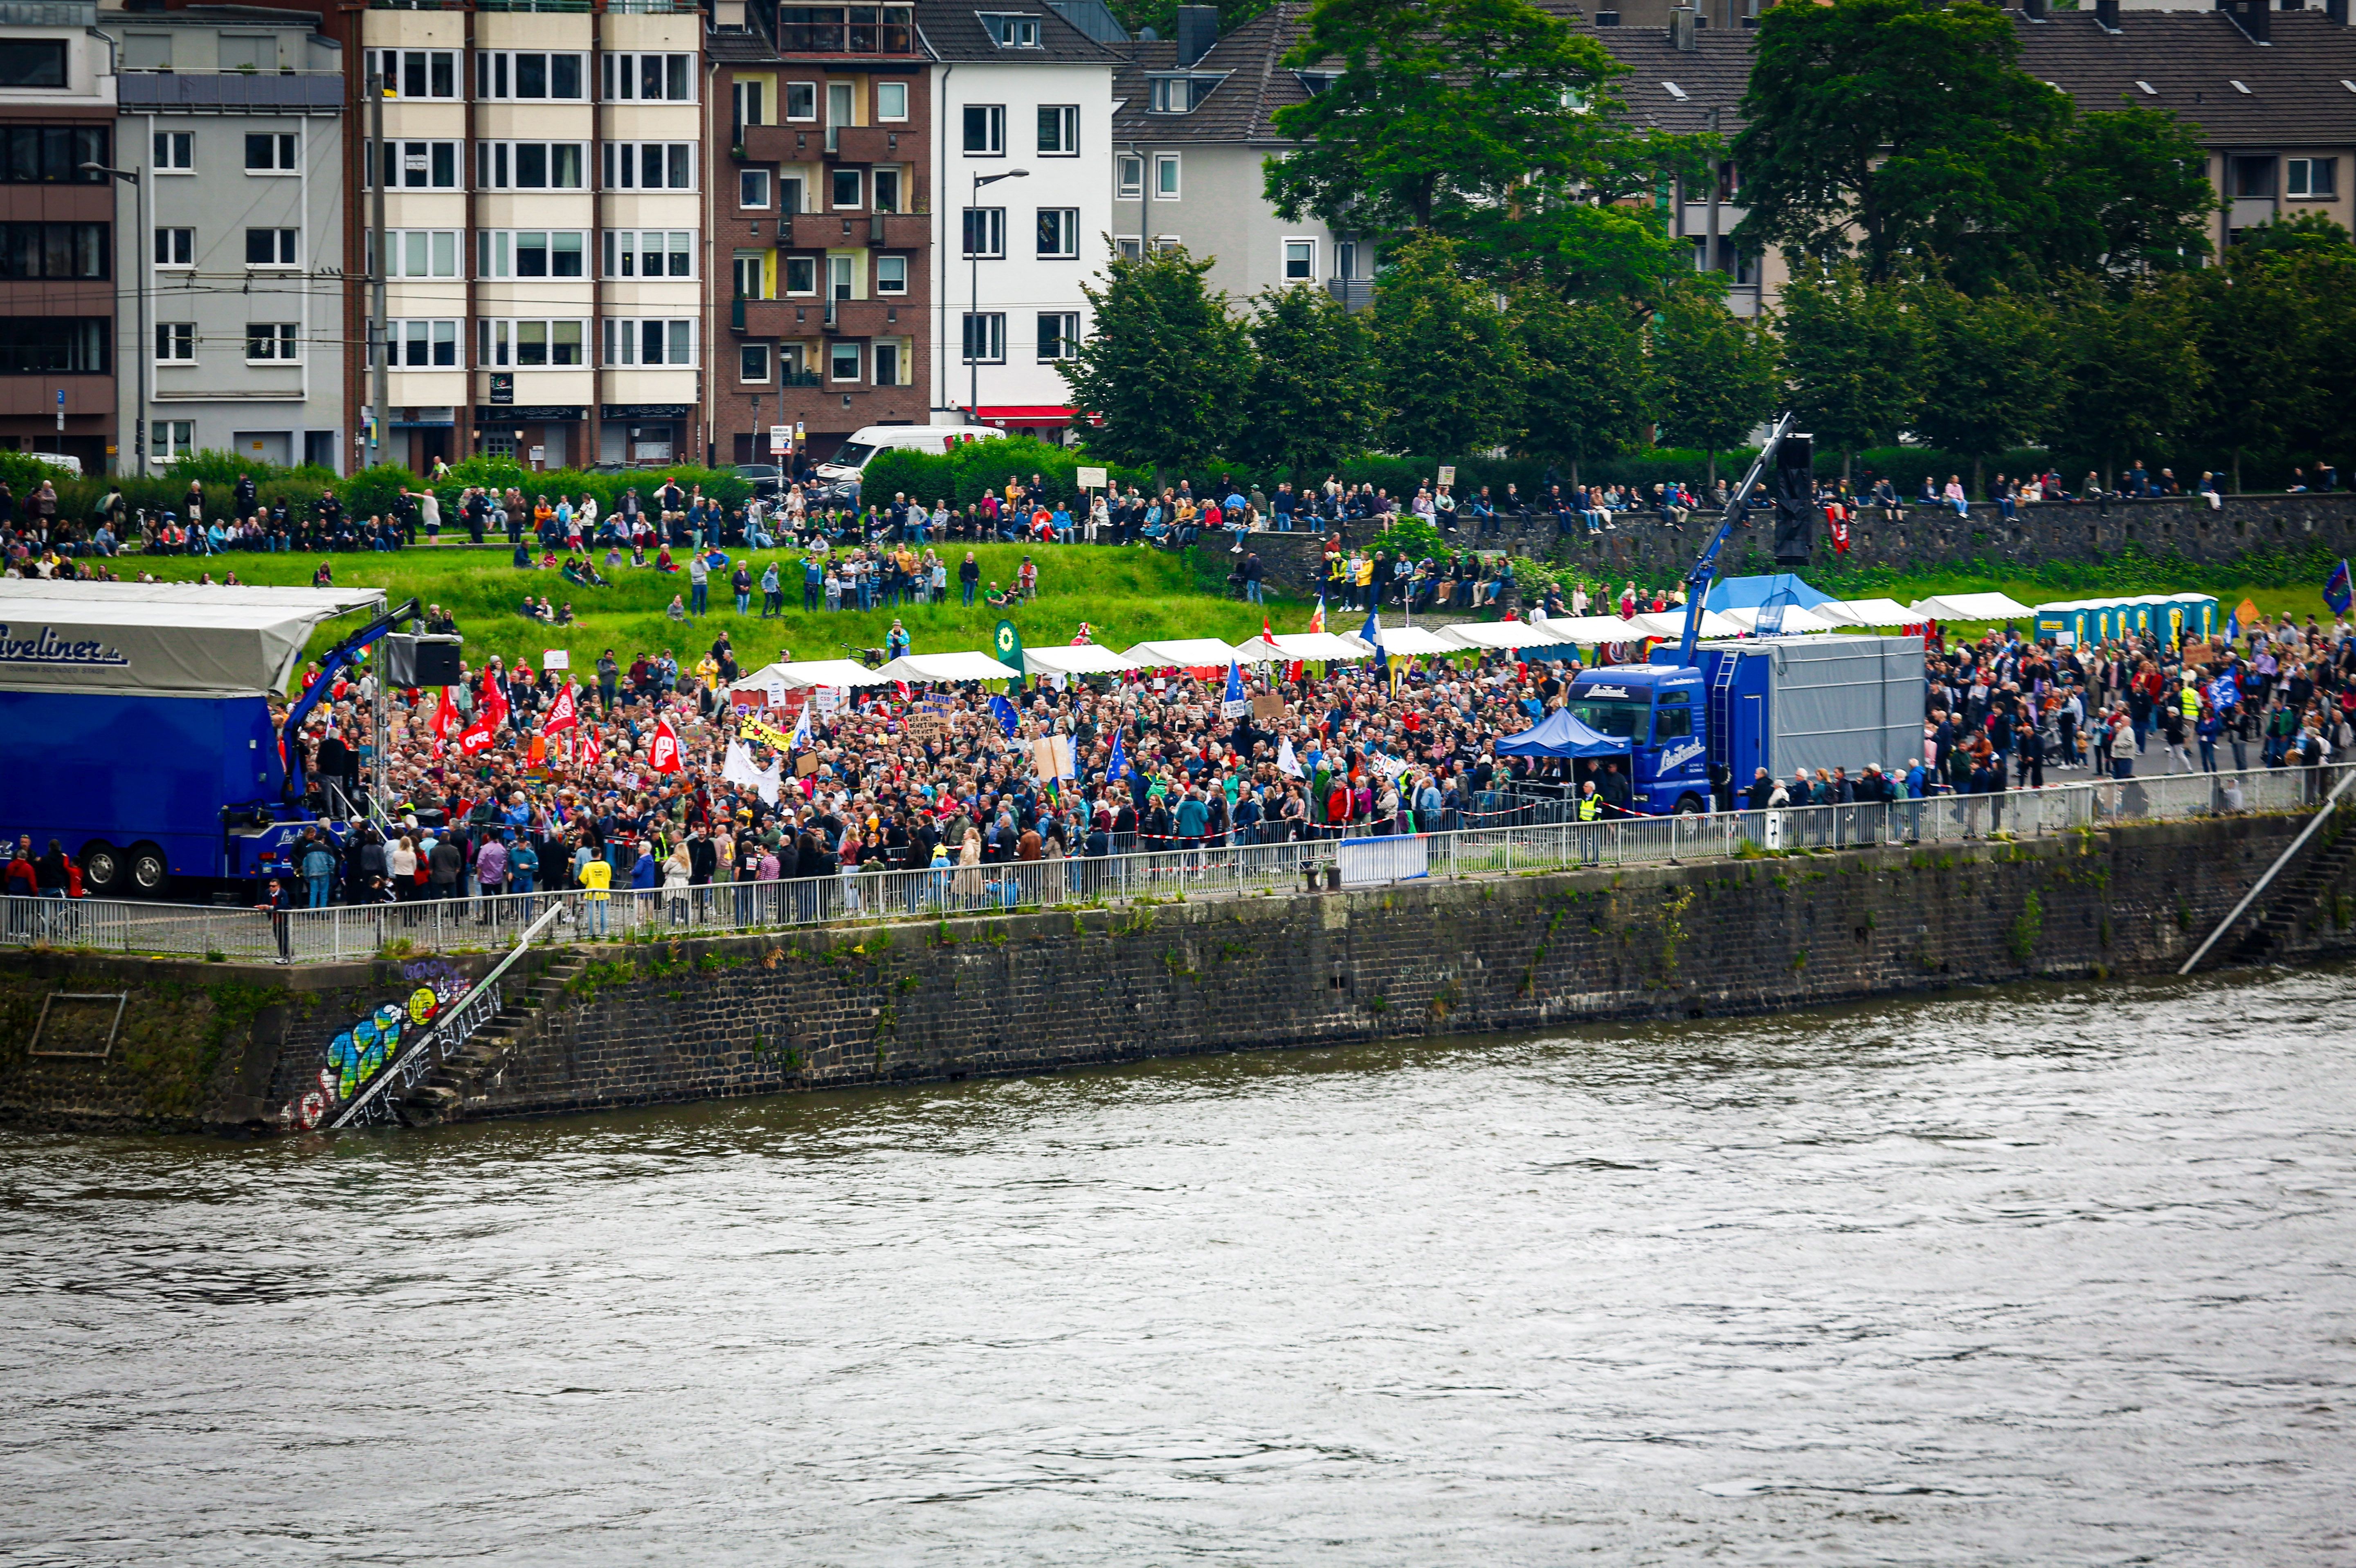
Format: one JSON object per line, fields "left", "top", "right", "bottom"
{"left": 401, "top": 948, "right": 584, "bottom": 1125}
{"left": 2229, "top": 809, "right": 2356, "bottom": 963}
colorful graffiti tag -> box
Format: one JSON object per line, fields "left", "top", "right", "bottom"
{"left": 277, "top": 961, "right": 474, "bottom": 1131}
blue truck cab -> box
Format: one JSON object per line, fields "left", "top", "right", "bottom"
{"left": 1561, "top": 665, "right": 1713, "bottom": 815}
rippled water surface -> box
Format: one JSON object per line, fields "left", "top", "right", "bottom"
{"left": 4, "top": 968, "right": 2354, "bottom": 1565}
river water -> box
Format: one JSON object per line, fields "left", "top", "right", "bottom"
{"left": 3, "top": 968, "right": 2352, "bottom": 1566}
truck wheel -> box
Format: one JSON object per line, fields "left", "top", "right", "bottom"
{"left": 126, "top": 844, "right": 169, "bottom": 897}
{"left": 79, "top": 842, "right": 123, "bottom": 896}
{"left": 1674, "top": 793, "right": 1707, "bottom": 815}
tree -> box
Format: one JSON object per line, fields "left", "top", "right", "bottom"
{"left": 1908, "top": 279, "right": 2063, "bottom": 496}
{"left": 2190, "top": 249, "right": 2325, "bottom": 494}
{"left": 2043, "top": 106, "right": 2216, "bottom": 280}
{"left": 1232, "top": 285, "right": 1383, "bottom": 476}
{"left": 1733, "top": 0, "right": 2067, "bottom": 290}
{"left": 1365, "top": 236, "right": 1526, "bottom": 457}
{"left": 1266, "top": 0, "right": 1700, "bottom": 303}
{"left": 1649, "top": 280, "right": 1780, "bottom": 486}
{"left": 1061, "top": 246, "right": 1249, "bottom": 483}
{"left": 1513, "top": 290, "right": 1650, "bottom": 487}
{"left": 2055, "top": 274, "right": 2208, "bottom": 488}
{"left": 1777, "top": 263, "right": 1926, "bottom": 483}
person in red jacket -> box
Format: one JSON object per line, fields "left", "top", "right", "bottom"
{"left": 3, "top": 835, "right": 35, "bottom": 897}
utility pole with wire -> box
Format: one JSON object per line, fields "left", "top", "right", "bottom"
{"left": 367, "top": 67, "right": 389, "bottom": 472}
{"left": 81, "top": 160, "right": 144, "bottom": 474}
{"left": 969, "top": 166, "right": 1026, "bottom": 419}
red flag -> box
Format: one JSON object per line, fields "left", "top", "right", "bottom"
{"left": 1830, "top": 507, "right": 1852, "bottom": 555}
{"left": 457, "top": 711, "right": 496, "bottom": 757}
{"left": 649, "top": 718, "right": 683, "bottom": 775}
{"left": 542, "top": 681, "right": 579, "bottom": 735}
{"left": 429, "top": 687, "right": 458, "bottom": 756}
{"left": 578, "top": 725, "right": 602, "bottom": 771}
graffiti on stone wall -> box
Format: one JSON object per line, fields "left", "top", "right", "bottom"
{"left": 277, "top": 961, "right": 474, "bottom": 1131}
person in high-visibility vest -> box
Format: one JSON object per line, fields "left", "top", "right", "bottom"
{"left": 578, "top": 854, "right": 611, "bottom": 938}
{"left": 1576, "top": 782, "right": 1602, "bottom": 821}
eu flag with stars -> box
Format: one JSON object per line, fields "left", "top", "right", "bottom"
{"left": 2327, "top": 559, "right": 2352, "bottom": 617}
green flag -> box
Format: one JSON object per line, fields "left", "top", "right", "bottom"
{"left": 994, "top": 618, "right": 1025, "bottom": 687}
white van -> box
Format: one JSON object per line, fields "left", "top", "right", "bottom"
{"left": 813, "top": 425, "right": 1003, "bottom": 496}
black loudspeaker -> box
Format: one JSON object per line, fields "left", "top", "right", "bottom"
{"left": 381, "top": 633, "right": 464, "bottom": 687}
{"left": 1770, "top": 433, "right": 1816, "bottom": 568}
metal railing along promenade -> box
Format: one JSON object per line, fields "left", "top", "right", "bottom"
{"left": 3, "top": 762, "right": 2346, "bottom": 963}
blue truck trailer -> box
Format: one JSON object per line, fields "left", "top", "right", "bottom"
{"left": 0, "top": 584, "right": 396, "bottom": 896}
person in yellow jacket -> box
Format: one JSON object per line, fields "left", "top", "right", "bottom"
{"left": 577, "top": 853, "right": 611, "bottom": 938}
{"left": 1576, "top": 781, "right": 1602, "bottom": 821}
{"left": 2178, "top": 678, "right": 2200, "bottom": 722}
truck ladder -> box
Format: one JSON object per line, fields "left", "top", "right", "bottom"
{"left": 1707, "top": 653, "right": 1739, "bottom": 773}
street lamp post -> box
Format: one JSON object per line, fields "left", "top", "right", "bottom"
{"left": 969, "top": 167, "right": 1027, "bottom": 420}
{"left": 82, "top": 161, "right": 144, "bottom": 473}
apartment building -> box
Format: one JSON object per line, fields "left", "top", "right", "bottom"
{"left": 0, "top": 1, "right": 116, "bottom": 470}
{"left": 707, "top": 0, "right": 932, "bottom": 467}
{"left": 108, "top": 4, "right": 344, "bottom": 472}
{"left": 923, "top": 0, "right": 1115, "bottom": 441}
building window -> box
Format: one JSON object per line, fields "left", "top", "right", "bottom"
{"left": 830, "top": 340, "right": 863, "bottom": 381}
{"left": 0, "top": 223, "right": 107, "bottom": 279}
{"left": 1036, "top": 312, "right": 1079, "bottom": 360}
{"left": 0, "top": 40, "right": 68, "bottom": 90}
{"left": 603, "top": 53, "right": 695, "bottom": 103}
{"left": 785, "top": 81, "right": 818, "bottom": 120}
{"left": 962, "top": 207, "right": 1005, "bottom": 259}
{"left": 961, "top": 312, "right": 1005, "bottom": 364}
{"left": 1154, "top": 152, "right": 1180, "bottom": 198}
{"left": 154, "top": 227, "right": 193, "bottom": 268}
{"left": 877, "top": 81, "right": 908, "bottom": 121}
{"left": 982, "top": 13, "right": 1040, "bottom": 47}
{"left": 155, "top": 323, "right": 195, "bottom": 364}
{"left": 124, "top": 32, "right": 170, "bottom": 70}
{"left": 382, "top": 319, "right": 460, "bottom": 368}
{"left": 873, "top": 167, "right": 901, "bottom": 212}
{"left": 2232, "top": 155, "right": 2275, "bottom": 200}
{"left": 1115, "top": 235, "right": 1141, "bottom": 259}
{"left": 784, "top": 256, "right": 817, "bottom": 294}
{"left": 367, "top": 49, "right": 458, "bottom": 101}
{"left": 1283, "top": 238, "right": 1315, "bottom": 281}
{"left": 604, "top": 319, "right": 696, "bottom": 367}
{"left": 148, "top": 130, "right": 190, "bottom": 173}
{"left": 605, "top": 230, "right": 694, "bottom": 279}
{"left": 1115, "top": 154, "right": 1142, "bottom": 200}
{"left": 369, "top": 140, "right": 460, "bottom": 190}
{"left": 740, "top": 168, "right": 772, "bottom": 209}
{"left": 832, "top": 167, "right": 862, "bottom": 209}
{"left": 602, "top": 142, "right": 695, "bottom": 191}
{"left": 1038, "top": 104, "right": 1078, "bottom": 155}
{"left": 0, "top": 317, "right": 103, "bottom": 374}
{"left": 876, "top": 254, "right": 907, "bottom": 294}
{"left": 478, "top": 230, "right": 587, "bottom": 279}
{"left": 1036, "top": 207, "right": 1079, "bottom": 259}
{"left": 2288, "top": 157, "right": 2338, "bottom": 199}
{"left": 874, "top": 341, "right": 901, "bottom": 386}
{"left": 734, "top": 80, "right": 765, "bottom": 127}
{"left": 245, "top": 228, "right": 297, "bottom": 267}
{"left": 478, "top": 51, "right": 587, "bottom": 101}
{"left": 963, "top": 104, "right": 1005, "bottom": 156}
{"left": 778, "top": 6, "right": 914, "bottom": 52}
{"left": 477, "top": 319, "right": 585, "bottom": 368}
{"left": 245, "top": 323, "right": 299, "bottom": 362}
{"left": 221, "top": 35, "right": 275, "bottom": 71}
{"left": 478, "top": 142, "right": 587, "bottom": 191}
{"left": 1149, "top": 76, "right": 1218, "bottom": 114}
{"left": 155, "top": 420, "right": 195, "bottom": 461}
{"left": 741, "top": 344, "right": 770, "bottom": 383}
{"left": 1, "top": 126, "right": 109, "bottom": 183}
{"left": 244, "top": 133, "right": 298, "bottom": 173}
{"left": 733, "top": 251, "right": 767, "bottom": 298}
{"left": 380, "top": 229, "right": 461, "bottom": 279}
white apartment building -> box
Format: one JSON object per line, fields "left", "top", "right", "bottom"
{"left": 920, "top": 0, "right": 1115, "bottom": 442}
{"left": 362, "top": 0, "right": 702, "bottom": 473}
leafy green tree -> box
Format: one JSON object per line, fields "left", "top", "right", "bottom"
{"left": 1908, "top": 279, "right": 2063, "bottom": 496}
{"left": 1649, "top": 280, "right": 1780, "bottom": 486}
{"left": 1266, "top": 0, "right": 1700, "bottom": 303}
{"left": 2044, "top": 106, "right": 2216, "bottom": 279}
{"left": 1232, "top": 285, "right": 1383, "bottom": 478}
{"left": 1733, "top": 0, "right": 2066, "bottom": 290}
{"left": 1366, "top": 235, "right": 1526, "bottom": 456}
{"left": 1777, "top": 262, "right": 1927, "bottom": 483}
{"left": 1061, "top": 246, "right": 1249, "bottom": 483}
{"left": 2191, "top": 248, "right": 2325, "bottom": 493}
{"left": 1513, "top": 290, "right": 1650, "bottom": 487}
{"left": 2055, "top": 274, "right": 2208, "bottom": 488}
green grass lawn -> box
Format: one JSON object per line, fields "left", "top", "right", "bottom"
{"left": 123, "top": 541, "right": 1303, "bottom": 680}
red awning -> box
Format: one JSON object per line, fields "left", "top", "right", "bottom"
{"left": 971, "top": 405, "right": 1074, "bottom": 421}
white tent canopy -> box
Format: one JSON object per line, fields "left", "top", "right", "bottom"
{"left": 1630, "top": 608, "right": 1743, "bottom": 640}
{"left": 1355, "top": 625, "right": 1461, "bottom": 657}
{"left": 1122, "top": 638, "right": 1240, "bottom": 668}
{"left": 1721, "top": 604, "right": 1838, "bottom": 634}
{"left": 1254, "top": 631, "right": 1372, "bottom": 663}
{"left": 1022, "top": 643, "right": 1139, "bottom": 678}
{"left": 1819, "top": 598, "right": 1919, "bottom": 627}
{"left": 0, "top": 580, "right": 385, "bottom": 614}
{"left": 0, "top": 587, "right": 385, "bottom": 697}
{"left": 1911, "top": 591, "right": 2033, "bottom": 621}
{"left": 1441, "top": 621, "right": 1570, "bottom": 652}
{"left": 1540, "top": 616, "right": 1647, "bottom": 645}
{"left": 875, "top": 651, "right": 1022, "bottom": 684}
{"left": 741, "top": 658, "right": 893, "bottom": 691}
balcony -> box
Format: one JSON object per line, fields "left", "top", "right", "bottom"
{"left": 868, "top": 212, "right": 926, "bottom": 248}
{"left": 1326, "top": 278, "right": 1374, "bottom": 312}
{"left": 737, "top": 122, "right": 804, "bottom": 164}
{"left": 733, "top": 297, "right": 808, "bottom": 337}
{"left": 828, "top": 124, "right": 895, "bottom": 163}
{"left": 824, "top": 297, "right": 899, "bottom": 337}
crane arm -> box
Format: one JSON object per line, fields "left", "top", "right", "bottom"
{"left": 1677, "top": 413, "right": 1795, "bottom": 667}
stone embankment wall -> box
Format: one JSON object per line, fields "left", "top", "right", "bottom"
{"left": 4, "top": 815, "right": 2350, "bottom": 1133}
{"left": 1237, "top": 492, "right": 2356, "bottom": 596}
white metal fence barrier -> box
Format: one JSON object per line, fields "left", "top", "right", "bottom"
{"left": 5, "top": 762, "right": 2347, "bottom": 962}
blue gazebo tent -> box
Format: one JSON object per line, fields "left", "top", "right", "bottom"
{"left": 1494, "top": 708, "right": 1631, "bottom": 759}
{"left": 1703, "top": 573, "right": 1838, "bottom": 613}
